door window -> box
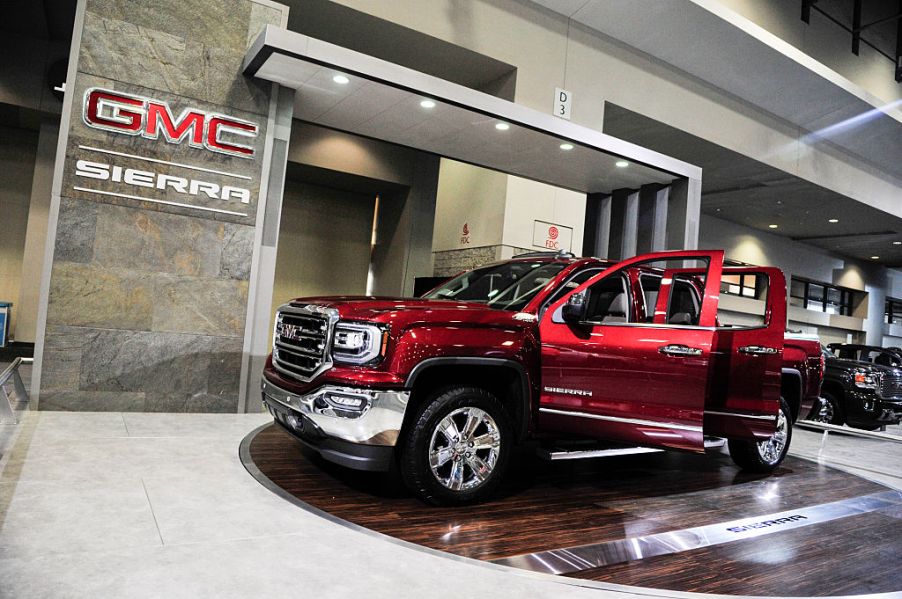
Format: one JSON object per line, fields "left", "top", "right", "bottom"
{"left": 553, "top": 257, "right": 712, "bottom": 327}
{"left": 583, "top": 275, "right": 630, "bottom": 324}
{"left": 541, "top": 267, "right": 605, "bottom": 317}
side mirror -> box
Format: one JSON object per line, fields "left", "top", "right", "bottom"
{"left": 562, "top": 291, "right": 588, "bottom": 323}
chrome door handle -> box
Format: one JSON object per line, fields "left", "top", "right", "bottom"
{"left": 659, "top": 344, "right": 703, "bottom": 357}
{"left": 738, "top": 345, "right": 779, "bottom": 355}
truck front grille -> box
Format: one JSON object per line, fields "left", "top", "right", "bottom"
{"left": 880, "top": 374, "right": 902, "bottom": 399}
{"left": 272, "top": 307, "right": 334, "bottom": 382}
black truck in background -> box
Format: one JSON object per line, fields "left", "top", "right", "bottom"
{"left": 815, "top": 344, "right": 902, "bottom": 430}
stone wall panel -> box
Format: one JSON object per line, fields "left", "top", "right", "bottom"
{"left": 38, "top": 0, "right": 287, "bottom": 412}
{"left": 46, "top": 263, "right": 154, "bottom": 330}
{"left": 40, "top": 391, "right": 145, "bottom": 411}
{"left": 79, "top": 12, "right": 271, "bottom": 116}
{"left": 53, "top": 198, "right": 97, "bottom": 264}
{"left": 93, "top": 204, "right": 229, "bottom": 278}
{"left": 152, "top": 277, "right": 249, "bottom": 337}
{"left": 78, "top": 329, "right": 211, "bottom": 393}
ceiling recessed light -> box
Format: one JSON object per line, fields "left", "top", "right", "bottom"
{"left": 495, "top": 122, "right": 510, "bottom": 131}
{"left": 332, "top": 74, "right": 350, "bottom": 84}
{"left": 559, "top": 143, "right": 574, "bottom": 151}
{"left": 828, "top": 218, "right": 839, "bottom": 223}
{"left": 615, "top": 160, "right": 629, "bottom": 168}
{"left": 419, "top": 99, "right": 436, "bottom": 109}
{"left": 871, "top": 256, "right": 880, "bottom": 260}
{"left": 768, "top": 224, "right": 778, "bottom": 229}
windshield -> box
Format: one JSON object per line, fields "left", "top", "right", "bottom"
{"left": 423, "top": 261, "right": 567, "bottom": 311}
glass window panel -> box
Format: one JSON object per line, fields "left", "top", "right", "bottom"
{"left": 790, "top": 279, "right": 806, "bottom": 299}
{"left": 808, "top": 284, "right": 824, "bottom": 302}
{"left": 717, "top": 273, "right": 768, "bottom": 328}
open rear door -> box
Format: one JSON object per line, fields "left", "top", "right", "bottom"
{"left": 538, "top": 250, "right": 723, "bottom": 453}
{"left": 705, "top": 266, "right": 786, "bottom": 440}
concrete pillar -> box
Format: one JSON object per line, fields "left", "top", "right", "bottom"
{"left": 239, "top": 85, "right": 294, "bottom": 414}
{"left": 582, "top": 193, "right": 611, "bottom": 258}
{"left": 608, "top": 189, "right": 639, "bottom": 260}
{"left": 665, "top": 177, "right": 701, "bottom": 250}
{"left": 637, "top": 184, "right": 669, "bottom": 254}
{"left": 864, "top": 269, "right": 889, "bottom": 346}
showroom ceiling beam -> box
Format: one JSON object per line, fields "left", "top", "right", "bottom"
{"left": 242, "top": 25, "right": 701, "bottom": 196}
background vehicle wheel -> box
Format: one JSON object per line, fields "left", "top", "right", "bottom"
{"left": 728, "top": 398, "right": 793, "bottom": 473}
{"left": 811, "top": 391, "right": 844, "bottom": 425}
{"left": 398, "top": 386, "right": 512, "bottom": 506}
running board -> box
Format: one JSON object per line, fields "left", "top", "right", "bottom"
{"left": 538, "top": 446, "right": 664, "bottom": 461}
{"left": 538, "top": 437, "right": 726, "bottom": 461}
{"left": 704, "top": 436, "right": 726, "bottom": 449}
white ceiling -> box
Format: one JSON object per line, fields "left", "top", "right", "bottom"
{"left": 245, "top": 27, "right": 701, "bottom": 195}
{"left": 527, "top": 0, "right": 902, "bottom": 183}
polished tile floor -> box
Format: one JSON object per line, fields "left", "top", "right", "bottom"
{"left": 0, "top": 364, "right": 900, "bottom": 598}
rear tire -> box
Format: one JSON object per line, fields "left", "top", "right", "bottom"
{"left": 728, "top": 398, "right": 792, "bottom": 473}
{"left": 398, "top": 386, "right": 512, "bottom": 505}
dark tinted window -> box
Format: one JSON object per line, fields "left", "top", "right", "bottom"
{"left": 423, "top": 261, "right": 566, "bottom": 311}
{"left": 668, "top": 278, "right": 701, "bottom": 326}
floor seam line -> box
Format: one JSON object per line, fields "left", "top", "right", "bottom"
{"left": 141, "top": 478, "right": 165, "bottom": 547}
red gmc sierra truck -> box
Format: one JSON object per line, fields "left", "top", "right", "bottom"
{"left": 262, "top": 249, "right": 824, "bottom": 504}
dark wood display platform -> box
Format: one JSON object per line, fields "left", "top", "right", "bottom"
{"left": 244, "top": 423, "right": 902, "bottom": 596}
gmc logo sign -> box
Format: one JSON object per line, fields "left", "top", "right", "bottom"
{"left": 83, "top": 88, "right": 259, "bottom": 158}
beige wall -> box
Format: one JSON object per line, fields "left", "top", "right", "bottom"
{"left": 432, "top": 158, "right": 507, "bottom": 252}
{"left": 271, "top": 182, "right": 375, "bottom": 333}
{"left": 501, "top": 176, "right": 585, "bottom": 256}
{"left": 0, "top": 125, "right": 39, "bottom": 340}
{"left": 432, "top": 159, "right": 586, "bottom": 257}
{"left": 286, "top": 122, "right": 440, "bottom": 297}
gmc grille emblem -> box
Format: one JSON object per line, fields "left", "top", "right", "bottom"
{"left": 83, "top": 88, "right": 259, "bottom": 158}
{"left": 279, "top": 325, "right": 303, "bottom": 341}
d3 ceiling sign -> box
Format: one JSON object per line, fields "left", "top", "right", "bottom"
{"left": 83, "top": 88, "right": 258, "bottom": 158}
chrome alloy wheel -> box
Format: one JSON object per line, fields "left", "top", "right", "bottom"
{"left": 428, "top": 407, "right": 501, "bottom": 491}
{"left": 757, "top": 408, "right": 788, "bottom": 465}
{"left": 813, "top": 397, "right": 835, "bottom": 423}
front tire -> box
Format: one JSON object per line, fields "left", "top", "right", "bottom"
{"left": 398, "top": 386, "right": 512, "bottom": 505}
{"left": 811, "top": 391, "right": 844, "bottom": 425}
{"left": 728, "top": 398, "right": 792, "bottom": 473}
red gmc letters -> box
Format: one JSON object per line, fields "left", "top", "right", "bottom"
{"left": 83, "top": 88, "right": 258, "bottom": 158}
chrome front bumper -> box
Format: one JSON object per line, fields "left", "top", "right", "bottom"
{"left": 261, "top": 378, "right": 410, "bottom": 446}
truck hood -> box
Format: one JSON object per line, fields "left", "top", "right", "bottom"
{"left": 827, "top": 357, "right": 901, "bottom": 374}
{"left": 284, "top": 296, "right": 536, "bottom": 329}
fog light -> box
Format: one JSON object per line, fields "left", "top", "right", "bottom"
{"left": 323, "top": 392, "right": 368, "bottom": 410}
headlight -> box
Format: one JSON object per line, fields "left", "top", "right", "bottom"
{"left": 331, "top": 323, "right": 386, "bottom": 365}
{"left": 853, "top": 368, "right": 880, "bottom": 390}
